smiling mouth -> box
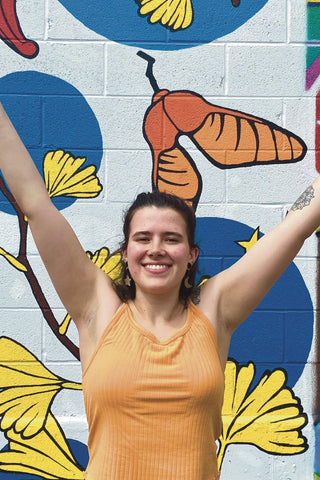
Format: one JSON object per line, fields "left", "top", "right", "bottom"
{"left": 144, "top": 264, "right": 170, "bottom": 271}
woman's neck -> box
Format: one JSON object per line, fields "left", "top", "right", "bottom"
{"left": 129, "top": 289, "right": 186, "bottom": 331}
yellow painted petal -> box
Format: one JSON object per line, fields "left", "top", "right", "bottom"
{"left": 219, "top": 360, "right": 308, "bottom": 459}
{"left": 0, "top": 338, "right": 58, "bottom": 385}
{"left": 0, "top": 413, "right": 84, "bottom": 479}
{"left": 0, "top": 247, "right": 27, "bottom": 272}
{"left": 167, "top": 4, "right": 184, "bottom": 28}
{"left": 240, "top": 370, "right": 288, "bottom": 417}
{"left": 0, "top": 385, "right": 60, "bottom": 436}
{"left": 0, "top": 338, "right": 81, "bottom": 437}
{"left": 61, "top": 382, "right": 82, "bottom": 390}
{"left": 231, "top": 405, "right": 307, "bottom": 453}
{"left": 87, "top": 248, "right": 122, "bottom": 283}
{"left": 59, "top": 313, "right": 72, "bottom": 335}
{"left": 230, "top": 362, "right": 255, "bottom": 413}
{"left": 222, "top": 361, "right": 254, "bottom": 417}
{"left": 140, "top": 0, "right": 165, "bottom": 8}
{"left": 103, "top": 253, "right": 122, "bottom": 281}
{"left": 148, "top": 2, "right": 168, "bottom": 22}
{"left": 138, "top": 0, "right": 193, "bottom": 30}
{"left": 196, "top": 276, "right": 209, "bottom": 287}
{"left": 43, "top": 149, "right": 102, "bottom": 198}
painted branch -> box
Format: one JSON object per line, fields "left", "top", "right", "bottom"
{"left": 0, "top": 175, "right": 80, "bottom": 360}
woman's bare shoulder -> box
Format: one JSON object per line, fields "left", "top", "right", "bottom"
{"left": 191, "top": 274, "right": 223, "bottom": 319}
{"left": 77, "top": 272, "right": 123, "bottom": 370}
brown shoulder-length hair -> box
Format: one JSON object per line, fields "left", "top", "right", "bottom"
{"left": 113, "top": 191, "right": 199, "bottom": 304}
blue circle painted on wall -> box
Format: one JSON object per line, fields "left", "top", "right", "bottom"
{"left": 0, "top": 71, "right": 103, "bottom": 215}
{"left": 58, "top": 0, "right": 269, "bottom": 50}
{"left": 196, "top": 217, "right": 313, "bottom": 388}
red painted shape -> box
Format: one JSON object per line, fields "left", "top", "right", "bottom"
{"left": 0, "top": 0, "right": 39, "bottom": 58}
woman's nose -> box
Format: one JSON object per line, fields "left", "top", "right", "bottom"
{"left": 147, "top": 239, "right": 164, "bottom": 256}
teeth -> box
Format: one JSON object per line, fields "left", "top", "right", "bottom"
{"left": 145, "top": 264, "right": 168, "bottom": 270}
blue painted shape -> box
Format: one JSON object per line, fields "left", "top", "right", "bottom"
{"left": 42, "top": 97, "right": 101, "bottom": 150}
{"left": 57, "top": 0, "right": 269, "bottom": 50}
{"left": 196, "top": 217, "right": 313, "bottom": 387}
{"left": 0, "top": 72, "right": 103, "bottom": 215}
{"left": 70, "top": 438, "right": 89, "bottom": 470}
{"left": 315, "top": 423, "right": 320, "bottom": 474}
{"left": 0, "top": 439, "right": 88, "bottom": 479}
{"left": 284, "top": 311, "right": 314, "bottom": 363}
{"left": 231, "top": 311, "right": 284, "bottom": 363}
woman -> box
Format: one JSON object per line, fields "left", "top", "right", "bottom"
{"left": 0, "top": 102, "right": 318, "bottom": 480}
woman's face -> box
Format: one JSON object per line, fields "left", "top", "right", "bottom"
{"left": 123, "top": 206, "right": 198, "bottom": 297}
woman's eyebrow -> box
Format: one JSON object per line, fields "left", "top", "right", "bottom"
{"left": 131, "top": 230, "right": 151, "bottom": 237}
{"left": 164, "top": 231, "right": 183, "bottom": 237}
{"left": 131, "top": 231, "right": 183, "bottom": 237}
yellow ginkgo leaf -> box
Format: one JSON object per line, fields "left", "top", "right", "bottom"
{"left": 59, "top": 248, "right": 122, "bottom": 335}
{"left": 217, "top": 360, "right": 308, "bottom": 470}
{"left": 43, "top": 149, "right": 102, "bottom": 198}
{"left": 86, "top": 247, "right": 122, "bottom": 282}
{"left": 0, "top": 337, "right": 81, "bottom": 437}
{"left": 222, "top": 360, "right": 255, "bottom": 418}
{"left": 196, "top": 275, "right": 210, "bottom": 287}
{"left": 138, "top": 0, "right": 193, "bottom": 30}
{"left": 59, "top": 313, "right": 72, "bottom": 335}
{"left": 0, "top": 385, "right": 61, "bottom": 437}
{"left": 0, "top": 337, "right": 58, "bottom": 384}
{"left": 0, "top": 247, "right": 27, "bottom": 272}
{"left": 0, "top": 412, "right": 84, "bottom": 479}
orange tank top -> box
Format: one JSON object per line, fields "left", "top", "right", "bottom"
{"left": 82, "top": 301, "right": 224, "bottom": 480}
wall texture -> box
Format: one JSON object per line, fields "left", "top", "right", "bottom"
{"left": 0, "top": 0, "right": 318, "bottom": 479}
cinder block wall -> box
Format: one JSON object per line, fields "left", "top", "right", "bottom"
{"left": 0, "top": 1, "right": 318, "bottom": 479}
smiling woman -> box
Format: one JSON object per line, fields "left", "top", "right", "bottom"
{"left": 116, "top": 191, "right": 199, "bottom": 303}
{"left": 0, "top": 101, "right": 319, "bottom": 480}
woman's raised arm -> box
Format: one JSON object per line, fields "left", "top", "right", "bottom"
{"left": 0, "top": 103, "right": 119, "bottom": 329}
{"left": 199, "top": 175, "right": 320, "bottom": 348}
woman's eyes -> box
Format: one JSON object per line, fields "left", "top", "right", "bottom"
{"left": 165, "top": 237, "right": 179, "bottom": 243}
{"left": 135, "top": 236, "right": 179, "bottom": 243}
{"left": 137, "top": 237, "right": 149, "bottom": 242}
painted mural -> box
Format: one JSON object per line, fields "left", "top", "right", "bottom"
{"left": 0, "top": 56, "right": 313, "bottom": 477}
{"left": 0, "top": 0, "right": 316, "bottom": 478}
{"left": 55, "top": 0, "right": 269, "bottom": 50}
{"left": 0, "top": 0, "right": 268, "bottom": 56}
{"left": 307, "top": 0, "right": 320, "bottom": 90}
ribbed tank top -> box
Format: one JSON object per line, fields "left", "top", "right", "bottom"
{"left": 82, "top": 301, "right": 224, "bottom": 480}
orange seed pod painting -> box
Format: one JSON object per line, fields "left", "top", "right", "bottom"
{"left": 138, "top": 52, "right": 307, "bottom": 209}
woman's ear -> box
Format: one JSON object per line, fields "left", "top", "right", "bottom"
{"left": 190, "top": 246, "right": 199, "bottom": 265}
{"left": 121, "top": 246, "right": 127, "bottom": 263}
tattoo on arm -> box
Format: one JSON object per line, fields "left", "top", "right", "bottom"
{"left": 192, "top": 286, "right": 201, "bottom": 305}
{"left": 291, "top": 185, "right": 315, "bottom": 211}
